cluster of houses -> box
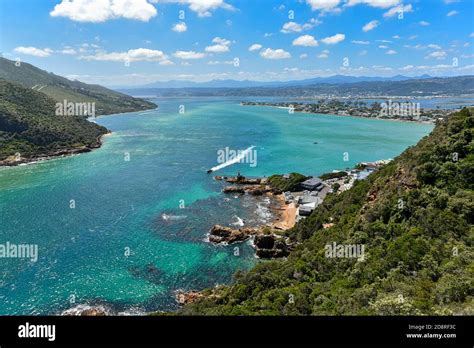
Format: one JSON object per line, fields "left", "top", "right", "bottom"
{"left": 283, "top": 159, "right": 392, "bottom": 220}
{"left": 283, "top": 176, "right": 328, "bottom": 220}
{"left": 241, "top": 100, "right": 452, "bottom": 123}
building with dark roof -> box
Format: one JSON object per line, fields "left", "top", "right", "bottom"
{"left": 300, "top": 177, "right": 324, "bottom": 191}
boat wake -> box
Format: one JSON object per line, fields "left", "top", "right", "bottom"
{"left": 207, "top": 146, "right": 255, "bottom": 173}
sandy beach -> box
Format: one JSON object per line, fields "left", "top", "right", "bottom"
{"left": 271, "top": 194, "right": 297, "bottom": 230}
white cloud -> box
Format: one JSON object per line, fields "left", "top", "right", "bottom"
{"left": 153, "top": 0, "right": 236, "bottom": 17}
{"left": 447, "top": 10, "right": 458, "bottom": 16}
{"left": 378, "top": 45, "right": 388, "bottom": 49}
{"left": 281, "top": 21, "right": 305, "bottom": 34}
{"left": 321, "top": 33, "right": 345, "bottom": 44}
{"left": 425, "top": 50, "right": 447, "bottom": 59}
{"left": 172, "top": 22, "right": 187, "bottom": 32}
{"left": 205, "top": 37, "right": 231, "bottom": 53}
{"left": 260, "top": 48, "right": 291, "bottom": 59}
{"left": 50, "top": 0, "right": 157, "bottom": 22}
{"left": 248, "top": 44, "right": 262, "bottom": 51}
{"left": 358, "top": 50, "right": 368, "bottom": 56}
{"left": 80, "top": 48, "right": 168, "bottom": 62}
{"left": 59, "top": 48, "right": 77, "bottom": 55}
{"left": 386, "top": 49, "right": 397, "bottom": 55}
{"left": 300, "top": 53, "right": 308, "bottom": 59}
{"left": 14, "top": 46, "right": 52, "bottom": 57}
{"left": 306, "top": 0, "right": 340, "bottom": 11}
{"left": 392, "top": 35, "right": 400, "bottom": 39}
{"left": 293, "top": 35, "right": 318, "bottom": 47}
{"left": 347, "top": 0, "right": 400, "bottom": 8}
{"left": 280, "top": 18, "right": 322, "bottom": 33}
{"left": 159, "top": 60, "right": 174, "bottom": 65}
{"left": 383, "top": 4, "right": 413, "bottom": 18}
{"left": 470, "top": 32, "right": 474, "bottom": 38}
{"left": 173, "top": 50, "right": 206, "bottom": 59}
{"left": 419, "top": 21, "right": 430, "bottom": 26}
{"left": 352, "top": 40, "right": 370, "bottom": 44}
{"left": 318, "top": 49, "right": 330, "bottom": 58}
{"left": 362, "top": 20, "right": 379, "bottom": 32}
{"left": 427, "top": 44, "right": 441, "bottom": 50}
{"left": 207, "top": 60, "right": 234, "bottom": 65}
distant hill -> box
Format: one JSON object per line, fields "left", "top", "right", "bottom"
{"left": 120, "top": 74, "right": 433, "bottom": 89}
{"left": 0, "top": 57, "right": 156, "bottom": 115}
{"left": 121, "top": 76, "right": 474, "bottom": 97}
{"left": 0, "top": 80, "right": 108, "bottom": 163}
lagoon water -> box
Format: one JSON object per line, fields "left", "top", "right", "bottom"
{"left": 0, "top": 98, "right": 433, "bottom": 314}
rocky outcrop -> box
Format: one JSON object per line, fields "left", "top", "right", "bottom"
{"left": 209, "top": 226, "right": 291, "bottom": 258}
{"left": 222, "top": 185, "right": 273, "bottom": 195}
{"left": 254, "top": 234, "right": 290, "bottom": 259}
{"left": 222, "top": 186, "right": 246, "bottom": 194}
{"left": 209, "top": 224, "right": 262, "bottom": 244}
{"left": 61, "top": 305, "right": 109, "bottom": 316}
{"left": 176, "top": 290, "right": 204, "bottom": 305}
{"left": 0, "top": 133, "right": 109, "bottom": 167}
{"left": 214, "top": 175, "right": 267, "bottom": 185}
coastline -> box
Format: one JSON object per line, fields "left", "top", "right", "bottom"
{"left": 271, "top": 193, "right": 297, "bottom": 230}
{"left": 241, "top": 103, "right": 436, "bottom": 124}
{"left": 0, "top": 132, "right": 112, "bottom": 168}
{"left": 0, "top": 104, "right": 158, "bottom": 168}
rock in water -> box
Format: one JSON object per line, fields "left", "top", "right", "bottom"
{"left": 209, "top": 224, "right": 261, "bottom": 244}
{"left": 254, "top": 234, "right": 290, "bottom": 258}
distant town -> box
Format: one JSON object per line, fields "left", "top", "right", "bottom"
{"left": 241, "top": 99, "right": 457, "bottom": 123}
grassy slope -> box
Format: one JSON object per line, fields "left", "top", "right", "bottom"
{"left": 179, "top": 108, "right": 473, "bottom": 315}
{"left": 0, "top": 57, "right": 156, "bottom": 115}
{"left": 0, "top": 80, "right": 108, "bottom": 161}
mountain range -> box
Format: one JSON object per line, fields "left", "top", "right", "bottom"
{"left": 121, "top": 74, "right": 434, "bottom": 89}
{"left": 120, "top": 75, "right": 474, "bottom": 98}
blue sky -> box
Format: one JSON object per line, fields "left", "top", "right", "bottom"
{"left": 1, "top": 0, "right": 473, "bottom": 87}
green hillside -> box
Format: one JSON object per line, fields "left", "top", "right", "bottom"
{"left": 0, "top": 57, "right": 156, "bottom": 115}
{"left": 0, "top": 80, "right": 108, "bottom": 162}
{"left": 179, "top": 108, "right": 474, "bottom": 315}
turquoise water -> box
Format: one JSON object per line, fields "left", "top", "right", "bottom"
{"left": 0, "top": 98, "right": 433, "bottom": 315}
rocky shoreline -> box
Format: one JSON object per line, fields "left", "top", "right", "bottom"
{"left": 0, "top": 132, "right": 111, "bottom": 167}
{"left": 209, "top": 174, "right": 296, "bottom": 258}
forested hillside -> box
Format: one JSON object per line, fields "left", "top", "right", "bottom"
{"left": 179, "top": 108, "right": 474, "bottom": 315}
{"left": 0, "top": 80, "right": 108, "bottom": 162}
{"left": 0, "top": 57, "right": 156, "bottom": 115}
